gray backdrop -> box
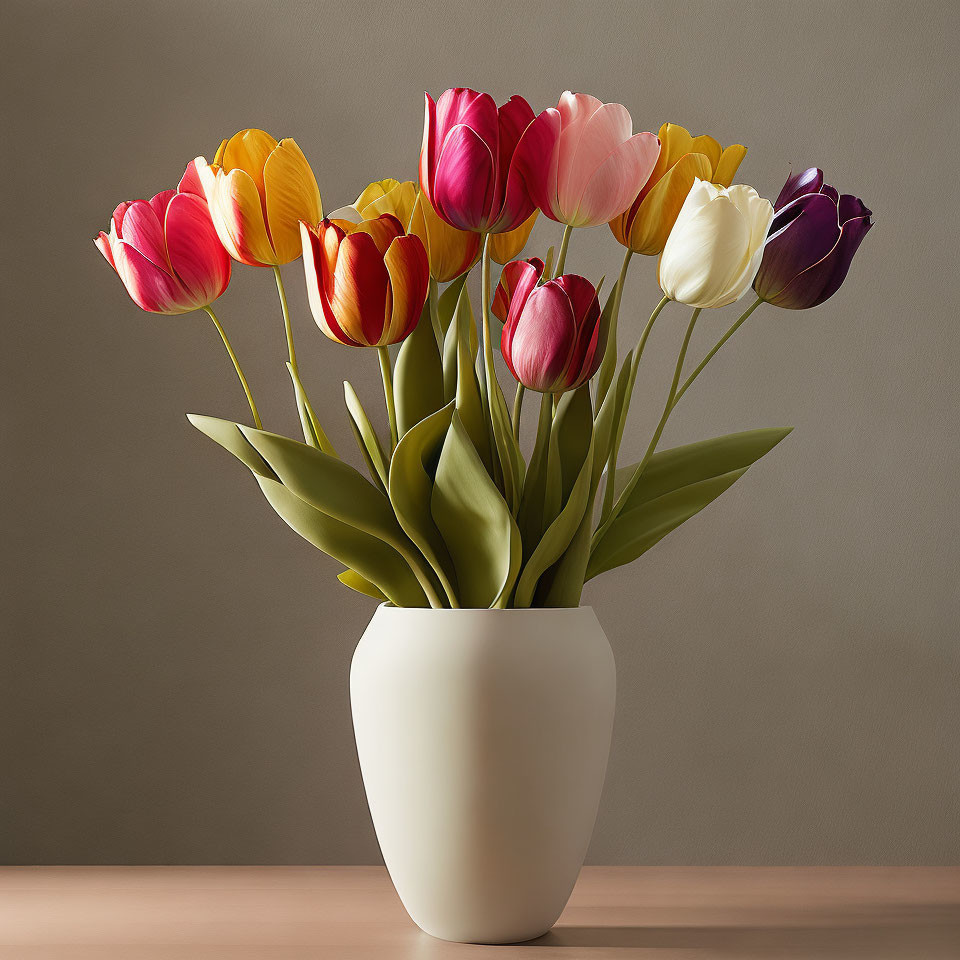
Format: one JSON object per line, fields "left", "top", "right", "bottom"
{"left": 3, "top": 0, "right": 958, "bottom": 865}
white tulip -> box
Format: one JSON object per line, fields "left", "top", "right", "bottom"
{"left": 658, "top": 180, "right": 774, "bottom": 308}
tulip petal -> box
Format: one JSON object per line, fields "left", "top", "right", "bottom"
{"left": 510, "top": 107, "right": 561, "bottom": 224}
{"left": 489, "top": 210, "right": 538, "bottom": 264}
{"left": 713, "top": 143, "right": 747, "bottom": 187}
{"left": 553, "top": 274, "right": 602, "bottom": 387}
{"left": 301, "top": 222, "right": 357, "bottom": 345}
{"left": 383, "top": 234, "right": 430, "bottom": 344}
{"left": 689, "top": 134, "right": 722, "bottom": 173}
{"left": 496, "top": 95, "right": 535, "bottom": 195}
{"left": 178, "top": 159, "right": 206, "bottom": 197}
{"left": 95, "top": 231, "right": 116, "bottom": 270}
{"left": 838, "top": 193, "right": 872, "bottom": 225}
{"left": 211, "top": 167, "right": 277, "bottom": 266}
{"left": 331, "top": 232, "right": 391, "bottom": 345}
{"left": 433, "top": 123, "right": 496, "bottom": 231}
{"left": 558, "top": 99, "right": 629, "bottom": 218}
{"left": 435, "top": 88, "right": 498, "bottom": 155}
{"left": 349, "top": 214, "right": 404, "bottom": 256}
{"left": 574, "top": 131, "right": 660, "bottom": 227}
{"left": 116, "top": 199, "right": 172, "bottom": 273}
{"left": 112, "top": 239, "right": 194, "bottom": 314}
{"left": 263, "top": 138, "right": 323, "bottom": 264}
{"left": 419, "top": 93, "right": 438, "bottom": 201}
{"left": 659, "top": 195, "right": 751, "bottom": 308}
{"left": 495, "top": 257, "right": 544, "bottom": 325}
{"left": 775, "top": 167, "right": 823, "bottom": 210}
{"left": 510, "top": 282, "right": 577, "bottom": 392}
{"left": 221, "top": 128, "right": 278, "bottom": 193}
{"left": 773, "top": 214, "right": 873, "bottom": 309}
{"left": 164, "top": 192, "right": 231, "bottom": 306}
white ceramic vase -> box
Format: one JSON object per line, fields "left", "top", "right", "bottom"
{"left": 350, "top": 605, "right": 616, "bottom": 944}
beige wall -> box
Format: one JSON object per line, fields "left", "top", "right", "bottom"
{"left": 2, "top": 0, "right": 958, "bottom": 864}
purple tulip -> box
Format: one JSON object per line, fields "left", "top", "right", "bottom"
{"left": 753, "top": 167, "right": 872, "bottom": 310}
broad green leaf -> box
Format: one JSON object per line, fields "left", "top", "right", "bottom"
{"left": 442, "top": 276, "right": 474, "bottom": 401}
{"left": 238, "top": 426, "right": 405, "bottom": 549}
{"left": 254, "top": 474, "right": 426, "bottom": 606}
{"left": 537, "top": 351, "right": 633, "bottom": 607}
{"left": 187, "top": 414, "right": 277, "bottom": 479}
{"left": 431, "top": 412, "right": 521, "bottom": 608}
{"left": 587, "top": 467, "right": 748, "bottom": 579}
{"left": 552, "top": 385, "right": 593, "bottom": 502}
{"left": 613, "top": 428, "right": 794, "bottom": 512}
{"left": 395, "top": 301, "right": 444, "bottom": 437}
{"left": 484, "top": 347, "right": 525, "bottom": 513}
{"left": 389, "top": 402, "right": 458, "bottom": 605}
{"left": 286, "top": 363, "right": 336, "bottom": 455}
{"left": 344, "top": 381, "right": 389, "bottom": 491}
{"left": 438, "top": 273, "right": 468, "bottom": 338}
{"left": 514, "top": 432, "right": 594, "bottom": 607}
{"left": 449, "top": 285, "right": 490, "bottom": 466}
{"left": 337, "top": 568, "right": 388, "bottom": 602}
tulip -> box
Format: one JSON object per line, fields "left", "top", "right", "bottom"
{"left": 419, "top": 87, "right": 553, "bottom": 233}
{"left": 611, "top": 122, "right": 747, "bottom": 255}
{"left": 520, "top": 92, "right": 660, "bottom": 228}
{"left": 499, "top": 259, "right": 604, "bottom": 393}
{"left": 408, "top": 191, "right": 481, "bottom": 282}
{"left": 492, "top": 256, "right": 544, "bottom": 324}
{"left": 196, "top": 128, "right": 322, "bottom": 267}
{"left": 489, "top": 211, "right": 538, "bottom": 265}
{"left": 753, "top": 167, "right": 873, "bottom": 310}
{"left": 94, "top": 160, "right": 231, "bottom": 314}
{"left": 300, "top": 214, "right": 429, "bottom": 347}
{"left": 658, "top": 179, "right": 773, "bottom": 309}
{"left": 354, "top": 178, "right": 418, "bottom": 228}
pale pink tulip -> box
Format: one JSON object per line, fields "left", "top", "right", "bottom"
{"left": 522, "top": 92, "right": 661, "bottom": 228}
{"left": 95, "top": 161, "right": 231, "bottom": 314}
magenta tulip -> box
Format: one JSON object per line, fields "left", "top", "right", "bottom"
{"left": 95, "top": 161, "right": 231, "bottom": 314}
{"left": 419, "top": 87, "right": 555, "bottom": 234}
{"left": 520, "top": 92, "right": 661, "bottom": 228}
{"left": 499, "top": 258, "right": 604, "bottom": 393}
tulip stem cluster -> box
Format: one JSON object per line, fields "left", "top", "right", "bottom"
{"left": 202, "top": 306, "right": 262, "bottom": 429}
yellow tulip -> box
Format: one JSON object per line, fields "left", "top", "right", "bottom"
{"left": 355, "top": 179, "right": 418, "bottom": 228}
{"left": 408, "top": 192, "right": 481, "bottom": 282}
{"left": 196, "top": 128, "right": 322, "bottom": 267}
{"left": 610, "top": 123, "right": 747, "bottom": 256}
{"left": 489, "top": 211, "right": 539, "bottom": 265}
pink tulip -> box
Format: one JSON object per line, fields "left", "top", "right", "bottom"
{"left": 499, "top": 258, "right": 605, "bottom": 393}
{"left": 521, "top": 92, "right": 661, "bottom": 228}
{"left": 95, "top": 161, "right": 231, "bottom": 314}
{"left": 419, "top": 87, "right": 556, "bottom": 234}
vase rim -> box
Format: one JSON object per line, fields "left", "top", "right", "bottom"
{"left": 377, "top": 604, "right": 595, "bottom": 613}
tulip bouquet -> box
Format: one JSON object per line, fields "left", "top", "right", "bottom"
{"left": 96, "top": 91, "right": 872, "bottom": 609}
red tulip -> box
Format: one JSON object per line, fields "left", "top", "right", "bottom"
{"left": 95, "top": 161, "right": 231, "bottom": 314}
{"left": 419, "top": 87, "right": 555, "bottom": 234}
{"left": 499, "top": 259, "right": 605, "bottom": 393}
{"left": 300, "top": 214, "right": 429, "bottom": 347}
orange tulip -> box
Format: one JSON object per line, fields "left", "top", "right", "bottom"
{"left": 610, "top": 123, "right": 747, "bottom": 255}
{"left": 300, "top": 214, "right": 429, "bottom": 347}
{"left": 408, "top": 192, "right": 480, "bottom": 282}
{"left": 196, "top": 128, "right": 322, "bottom": 267}
{"left": 489, "top": 211, "right": 538, "bottom": 265}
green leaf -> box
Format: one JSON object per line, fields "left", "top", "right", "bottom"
{"left": 238, "top": 426, "right": 405, "bottom": 549}
{"left": 517, "top": 392, "right": 554, "bottom": 556}
{"left": 254, "top": 474, "right": 426, "bottom": 606}
{"left": 552, "top": 385, "right": 593, "bottom": 502}
{"left": 514, "top": 431, "right": 594, "bottom": 607}
{"left": 438, "top": 273, "right": 468, "bottom": 338}
{"left": 389, "top": 402, "right": 458, "bottom": 605}
{"left": 337, "top": 568, "right": 388, "bottom": 602}
{"left": 449, "top": 284, "right": 490, "bottom": 467}
{"left": 395, "top": 301, "right": 444, "bottom": 437}
{"left": 343, "top": 381, "right": 389, "bottom": 491}
{"left": 587, "top": 467, "right": 748, "bottom": 579}
{"left": 286, "top": 363, "right": 336, "bottom": 455}
{"left": 613, "top": 428, "right": 794, "bottom": 512}
{"left": 187, "top": 414, "right": 277, "bottom": 479}
{"left": 431, "top": 412, "right": 521, "bottom": 608}
{"left": 536, "top": 351, "right": 633, "bottom": 607}
{"left": 485, "top": 354, "right": 525, "bottom": 514}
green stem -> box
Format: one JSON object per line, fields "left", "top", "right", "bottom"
{"left": 272, "top": 265, "right": 297, "bottom": 375}
{"left": 596, "top": 247, "right": 635, "bottom": 404}
{"left": 593, "top": 307, "right": 701, "bottom": 549}
{"left": 671, "top": 296, "right": 763, "bottom": 410}
{"left": 600, "top": 295, "right": 669, "bottom": 522}
{"left": 377, "top": 346, "right": 398, "bottom": 451}
{"left": 512, "top": 383, "right": 525, "bottom": 441}
{"left": 553, "top": 224, "right": 573, "bottom": 277}
{"left": 202, "top": 306, "right": 262, "bottom": 429}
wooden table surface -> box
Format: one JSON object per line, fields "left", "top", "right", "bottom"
{"left": 1, "top": 866, "right": 957, "bottom": 959}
